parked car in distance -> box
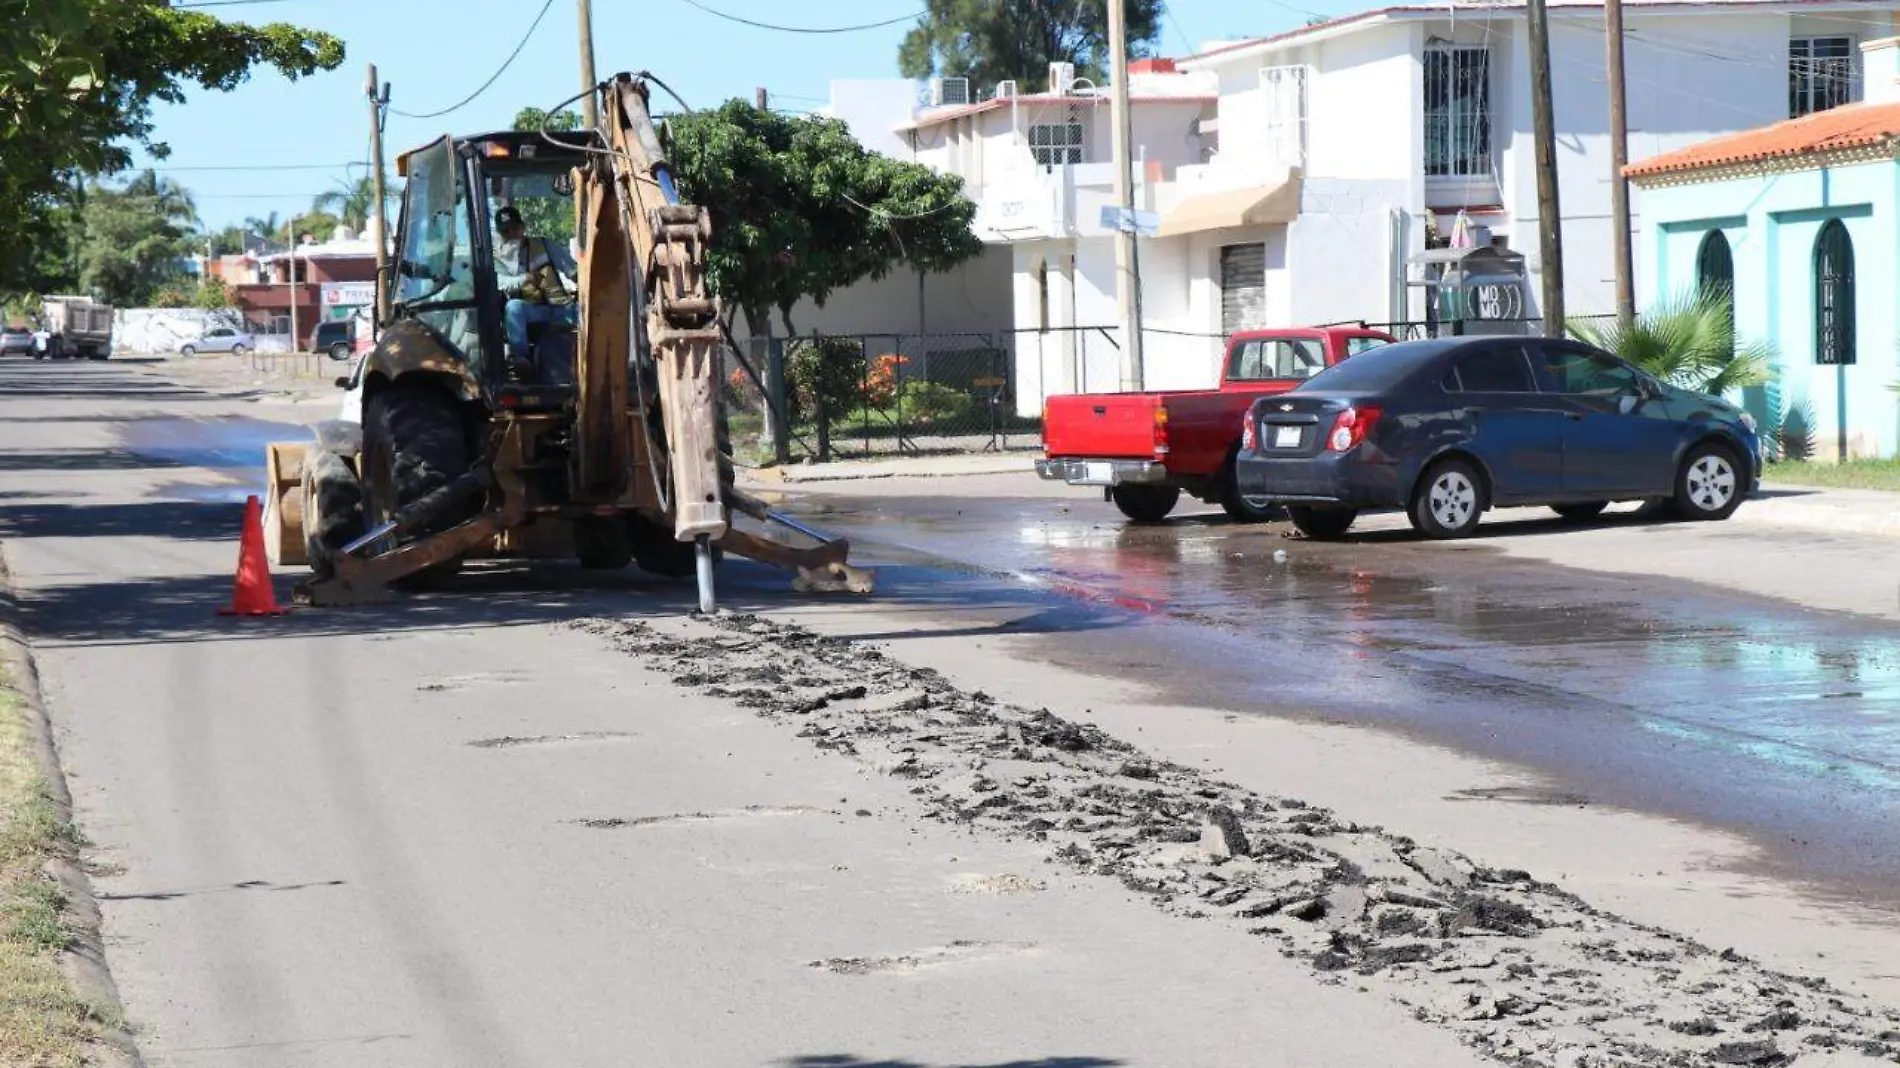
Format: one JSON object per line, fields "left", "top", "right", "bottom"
{"left": 182, "top": 326, "right": 253, "bottom": 357}
{"left": 1236, "top": 335, "right": 1761, "bottom": 541}
{"left": 0, "top": 327, "right": 34, "bottom": 357}
{"left": 1037, "top": 325, "right": 1397, "bottom": 522}
{"left": 313, "top": 319, "right": 355, "bottom": 362}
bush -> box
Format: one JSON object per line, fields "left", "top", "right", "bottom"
{"left": 895, "top": 379, "right": 971, "bottom": 424}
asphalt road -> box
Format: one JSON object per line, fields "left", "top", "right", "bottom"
{"left": 6, "top": 358, "right": 1900, "bottom": 1063}
{"left": 0, "top": 359, "right": 1500, "bottom": 1067}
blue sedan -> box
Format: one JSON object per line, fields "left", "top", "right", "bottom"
{"left": 1236, "top": 335, "right": 1761, "bottom": 540}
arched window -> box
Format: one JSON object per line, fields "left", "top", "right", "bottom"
{"left": 1696, "top": 229, "right": 1733, "bottom": 299}
{"left": 1813, "top": 219, "right": 1855, "bottom": 366}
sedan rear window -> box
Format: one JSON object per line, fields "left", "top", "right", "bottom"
{"left": 1448, "top": 346, "right": 1537, "bottom": 392}
{"left": 1296, "top": 341, "right": 1445, "bottom": 392}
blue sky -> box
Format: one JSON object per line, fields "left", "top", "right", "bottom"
{"left": 138, "top": 0, "right": 1340, "bottom": 234}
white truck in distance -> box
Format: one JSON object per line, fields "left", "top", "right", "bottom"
{"left": 35, "top": 295, "right": 113, "bottom": 360}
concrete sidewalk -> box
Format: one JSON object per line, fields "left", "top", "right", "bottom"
{"left": 1750, "top": 480, "right": 1900, "bottom": 539}
{"left": 746, "top": 450, "right": 1038, "bottom": 484}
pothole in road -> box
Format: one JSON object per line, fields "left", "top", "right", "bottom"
{"left": 570, "top": 805, "right": 826, "bottom": 829}
{"left": 948, "top": 873, "right": 1047, "bottom": 895}
{"left": 807, "top": 940, "right": 1040, "bottom": 976}
{"left": 417, "top": 670, "right": 533, "bottom": 692}
{"left": 1446, "top": 785, "right": 1592, "bottom": 807}
{"left": 466, "top": 731, "right": 636, "bottom": 750}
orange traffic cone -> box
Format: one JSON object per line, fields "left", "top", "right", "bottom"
{"left": 219, "top": 495, "right": 289, "bottom": 617}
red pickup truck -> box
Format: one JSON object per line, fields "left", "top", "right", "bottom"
{"left": 1035, "top": 325, "right": 1397, "bottom": 522}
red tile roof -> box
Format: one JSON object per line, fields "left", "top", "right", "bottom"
{"left": 1624, "top": 101, "right": 1900, "bottom": 180}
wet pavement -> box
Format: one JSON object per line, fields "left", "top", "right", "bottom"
{"left": 61, "top": 358, "right": 1900, "bottom": 904}
{"left": 785, "top": 491, "right": 1900, "bottom": 902}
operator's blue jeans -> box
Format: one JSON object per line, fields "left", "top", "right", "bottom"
{"left": 504, "top": 299, "right": 578, "bottom": 356}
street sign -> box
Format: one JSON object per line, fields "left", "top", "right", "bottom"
{"left": 1099, "top": 205, "right": 1160, "bottom": 237}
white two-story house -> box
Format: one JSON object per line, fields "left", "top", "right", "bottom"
{"left": 913, "top": 0, "right": 1898, "bottom": 413}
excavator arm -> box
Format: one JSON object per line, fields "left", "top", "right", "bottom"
{"left": 578, "top": 73, "right": 874, "bottom": 607}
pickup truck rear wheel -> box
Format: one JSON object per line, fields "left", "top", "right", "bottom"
{"left": 1111, "top": 484, "right": 1178, "bottom": 523}
{"left": 1218, "top": 454, "right": 1280, "bottom": 523}
{"left": 1286, "top": 505, "right": 1357, "bottom": 540}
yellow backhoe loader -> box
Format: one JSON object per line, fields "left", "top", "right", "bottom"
{"left": 260, "top": 73, "right": 873, "bottom": 610}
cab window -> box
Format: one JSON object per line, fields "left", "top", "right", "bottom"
{"left": 395, "top": 136, "right": 487, "bottom": 374}
{"left": 1227, "top": 337, "right": 1327, "bottom": 381}
{"left": 1346, "top": 336, "right": 1389, "bottom": 356}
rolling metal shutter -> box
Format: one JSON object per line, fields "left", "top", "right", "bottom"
{"left": 1220, "top": 243, "right": 1266, "bottom": 334}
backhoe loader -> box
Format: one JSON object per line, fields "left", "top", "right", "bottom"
{"left": 260, "top": 72, "right": 873, "bottom": 610}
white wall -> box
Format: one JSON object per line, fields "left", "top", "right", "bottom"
{"left": 1307, "top": 23, "right": 1422, "bottom": 185}
{"left": 730, "top": 244, "right": 1013, "bottom": 343}
{"left": 112, "top": 307, "right": 251, "bottom": 354}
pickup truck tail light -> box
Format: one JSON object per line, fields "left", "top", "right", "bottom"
{"left": 1326, "top": 404, "right": 1382, "bottom": 452}
{"left": 1152, "top": 406, "right": 1170, "bottom": 457}
{"left": 1240, "top": 410, "right": 1256, "bottom": 451}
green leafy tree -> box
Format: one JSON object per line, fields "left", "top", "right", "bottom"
{"left": 664, "top": 100, "right": 982, "bottom": 337}
{"left": 898, "top": 0, "right": 1165, "bottom": 88}
{"left": 1568, "top": 289, "right": 1774, "bottom": 397}
{"left": 510, "top": 107, "right": 580, "bottom": 244}
{"left": 0, "top": 0, "right": 343, "bottom": 296}
{"left": 77, "top": 170, "right": 199, "bottom": 305}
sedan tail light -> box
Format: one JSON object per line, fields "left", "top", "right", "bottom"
{"left": 1326, "top": 404, "right": 1382, "bottom": 452}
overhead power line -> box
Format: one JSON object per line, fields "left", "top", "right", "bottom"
{"left": 675, "top": 0, "right": 924, "bottom": 34}
{"left": 389, "top": 0, "right": 557, "bottom": 120}
{"left": 172, "top": 0, "right": 295, "bottom": 7}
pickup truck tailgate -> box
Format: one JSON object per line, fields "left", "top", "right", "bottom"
{"left": 1044, "top": 393, "right": 1164, "bottom": 458}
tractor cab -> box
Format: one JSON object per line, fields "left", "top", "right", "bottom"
{"left": 390, "top": 128, "right": 604, "bottom": 411}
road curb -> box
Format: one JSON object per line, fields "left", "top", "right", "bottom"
{"left": 747, "top": 456, "right": 1039, "bottom": 484}
{"left": 0, "top": 549, "right": 145, "bottom": 1068}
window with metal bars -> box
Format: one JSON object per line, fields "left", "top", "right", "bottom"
{"left": 1813, "top": 219, "right": 1855, "bottom": 366}
{"left": 1790, "top": 37, "right": 1857, "bottom": 118}
{"left": 1424, "top": 47, "right": 1491, "bottom": 179}
{"left": 1028, "top": 122, "right": 1084, "bottom": 167}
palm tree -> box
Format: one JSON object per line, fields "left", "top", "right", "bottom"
{"left": 313, "top": 174, "right": 387, "bottom": 233}
{"left": 120, "top": 169, "right": 199, "bottom": 228}
{"left": 1568, "top": 288, "right": 1774, "bottom": 397}
{"left": 244, "top": 212, "right": 282, "bottom": 251}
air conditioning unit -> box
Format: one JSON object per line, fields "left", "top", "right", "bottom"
{"left": 1048, "top": 62, "right": 1077, "bottom": 95}
{"left": 995, "top": 79, "right": 1019, "bottom": 99}
{"left": 928, "top": 77, "right": 971, "bottom": 106}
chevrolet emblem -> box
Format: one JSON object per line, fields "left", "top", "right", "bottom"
{"left": 1278, "top": 403, "right": 1293, "bottom": 411}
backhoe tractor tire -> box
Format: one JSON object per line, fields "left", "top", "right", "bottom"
{"left": 1286, "top": 505, "right": 1358, "bottom": 540}
{"left": 575, "top": 516, "right": 634, "bottom": 570}
{"left": 627, "top": 514, "right": 721, "bottom": 579}
{"left": 1111, "top": 483, "right": 1179, "bottom": 523}
{"left": 1218, "top": 452, "right": 1279, "bottom": 523}
{"left": 302, "top": 448, "right": 365, "bottom": 576}
{"left": 363, "top": 384, "right": 477, "bottom": 589}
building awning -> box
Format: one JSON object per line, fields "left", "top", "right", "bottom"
{"left": 1156, "top": 172, "right": 1302, "bottom": 237}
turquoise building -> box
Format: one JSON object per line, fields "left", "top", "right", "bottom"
{"left": 1629, "top": 36, "right": 1900, "bottom": 460}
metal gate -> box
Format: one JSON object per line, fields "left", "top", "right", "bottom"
{"left": 1220, "top": 243, "right": 1266, "bottom": 335}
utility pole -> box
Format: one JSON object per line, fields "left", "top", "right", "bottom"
{"left": 366, "top": 63, "right": 392, "bottom": 327}
{"left": 755, "top": 87, "right": 768, "bottom": 110}
{"left": 1605, "top": 0, "right": 1634, "bottom": 327}
{"left": 578, "top": 0, "right": 600, "bottom": 130}
{"left": 1527, "top": 0, "right": 1566, "bottom": 335}
{"left": 1108, "top": 0, "right": 1145, "bottom": 390}
{"left": 288, "top": 241, "right": 300, "bottom": 355}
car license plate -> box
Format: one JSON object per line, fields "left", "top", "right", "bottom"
{"left": 1083, "top": 461, "right": 1114, "bottom": 484}
{"left": 1273, "top": 426, "right": 1301, "bottom": 448}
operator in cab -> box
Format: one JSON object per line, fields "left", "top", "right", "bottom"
{"left": 493, "top": 204, "right": 579, "bottom": 369}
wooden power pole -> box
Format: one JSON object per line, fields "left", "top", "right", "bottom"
{"left": 1108, "top": 0, "right": 1145, "bottom": 390}
{"left": 366, "top": 63, "right": 392, "bottom": 327}
{"left": 577, "top": 0, "right": 599, "bottom": 130}
{"left": 1606, "top": 0, "right": 1635, "bottom": 327}
{"left": 1528, "top": 0, "right": 1566, "bottom": 335}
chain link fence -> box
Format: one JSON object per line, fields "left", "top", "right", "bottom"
{"left": 723, "top": 331, "right": 1042, "bottom": 465}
